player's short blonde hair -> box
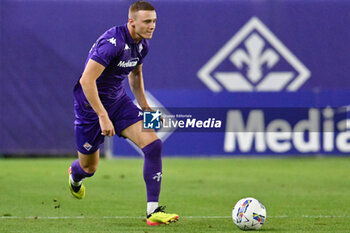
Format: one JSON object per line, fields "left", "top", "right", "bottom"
{"left": 129, "top": 1, "right": 155, "bottom": 15}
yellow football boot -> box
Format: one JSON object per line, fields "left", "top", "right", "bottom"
{"left": 68, "top": 167, "right": 85, "bottom": 199}
{"left": 146, "top": 206, "right": 179, "bottom": 226}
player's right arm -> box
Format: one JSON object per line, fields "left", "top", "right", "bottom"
{"left": 79, "top": 59, "right": 115, "bottom": 137}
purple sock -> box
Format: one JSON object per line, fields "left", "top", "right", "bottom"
{"left": 142, "top": 139, "right": 162, "bottom": 202}
{"left": 70, "top": 159, "right": 94, "bottom": 182}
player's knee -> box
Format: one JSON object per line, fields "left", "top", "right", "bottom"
{"left": 142, "top": 139, "right": 162, "bottom": 157}
{"left": 153, "top": 138, "right": 162, "bottom": 152}
{"left": 78, "top": 150, "right": 99, "bottom": 174}
{"left": 139, "top": 135, "right": 161, "bottom": 149}
{"left": 81, "top": 164, "right": 98, "bottom": 174}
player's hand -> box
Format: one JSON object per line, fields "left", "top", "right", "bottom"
{"left": 99, "top": 115, "right": 115, "bottom": 137}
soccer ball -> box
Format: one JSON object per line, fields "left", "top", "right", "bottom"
{"left": 232, "top": 197, "right": 266, "bottom": 230}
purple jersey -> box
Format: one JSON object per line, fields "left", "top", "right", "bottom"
{"left": 86, "top": 24, "right": 149, "bottom": 101}
{"left": 74, "top": 24, "right": 149, "bottom": 124}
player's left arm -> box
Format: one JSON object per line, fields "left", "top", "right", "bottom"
{"left": 128, "top": 64, "right": 151, "bottom": 111}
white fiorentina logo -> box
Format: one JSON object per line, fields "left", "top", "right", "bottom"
{"left": 197, "top": 17, "right": 311, "bottom": 92}
{"left": 153, "top": 172, "right": 162, "bottom": 182}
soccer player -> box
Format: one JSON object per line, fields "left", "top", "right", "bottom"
{"left": 68, "top": 1, "right": 179, "bottom": 226}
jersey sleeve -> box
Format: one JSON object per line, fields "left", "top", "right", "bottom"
{"left": 90, "top": 37, "right": 122, "bottom": 67}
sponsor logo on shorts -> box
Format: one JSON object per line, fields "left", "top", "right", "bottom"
{"left": 83, "top": 142, "right": 93, "bottom": 151}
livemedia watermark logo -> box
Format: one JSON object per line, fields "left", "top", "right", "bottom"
{"left": 143, "top": 109, "right": 223, "bottom": 131}
{"left": 142, "top": 107, "right": 349, "bottom": 134}
{"left": 143, "top": 110, "right": 162, "bottom": 129}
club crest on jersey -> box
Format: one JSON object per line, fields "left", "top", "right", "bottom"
{"left": 138, "top": 43, "right": 143, "bottom": 53}
{"left": 117, "top": 57, "right": 139, "bottom": 68}
{"left": 83, "top": 142, "right": 93, "bottom": 151}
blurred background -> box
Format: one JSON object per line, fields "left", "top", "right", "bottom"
{"left": 1, "top": 0, "right": 350, "bottom": 158}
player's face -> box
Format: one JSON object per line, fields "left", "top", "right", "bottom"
{"left": 132, "top": 10, "right": 157, "bottom": 40}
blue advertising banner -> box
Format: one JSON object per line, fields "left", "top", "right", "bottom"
{"left": 111, "top": 2, "right": 350, "bottom": 156}
{"left": 113, "top": 92, "right": 350, "bottom": 156}
{"left": 1, "top": 0, "right": 350, "bottom": 155}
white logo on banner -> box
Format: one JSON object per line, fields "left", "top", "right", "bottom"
{"left": 197, "top": 17, "right": 311, "bottom": 92}
{"left": 224, "top": 108, "right": 350, "bottom": 153}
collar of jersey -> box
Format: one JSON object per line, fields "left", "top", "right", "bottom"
{"left": 124, "top": 23, "right": 137, "bottom": 45}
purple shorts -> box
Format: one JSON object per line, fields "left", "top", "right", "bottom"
{"left": 74, "top": 94, "right": 143, "bottom": 154}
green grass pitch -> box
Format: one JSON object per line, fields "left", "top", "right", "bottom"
{"left": 0, "top": 157, "right": 350, "bottom": 232}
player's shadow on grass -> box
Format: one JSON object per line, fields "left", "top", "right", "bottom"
{"left": 256, "top": 227, "right": 282, "bottom": 231}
